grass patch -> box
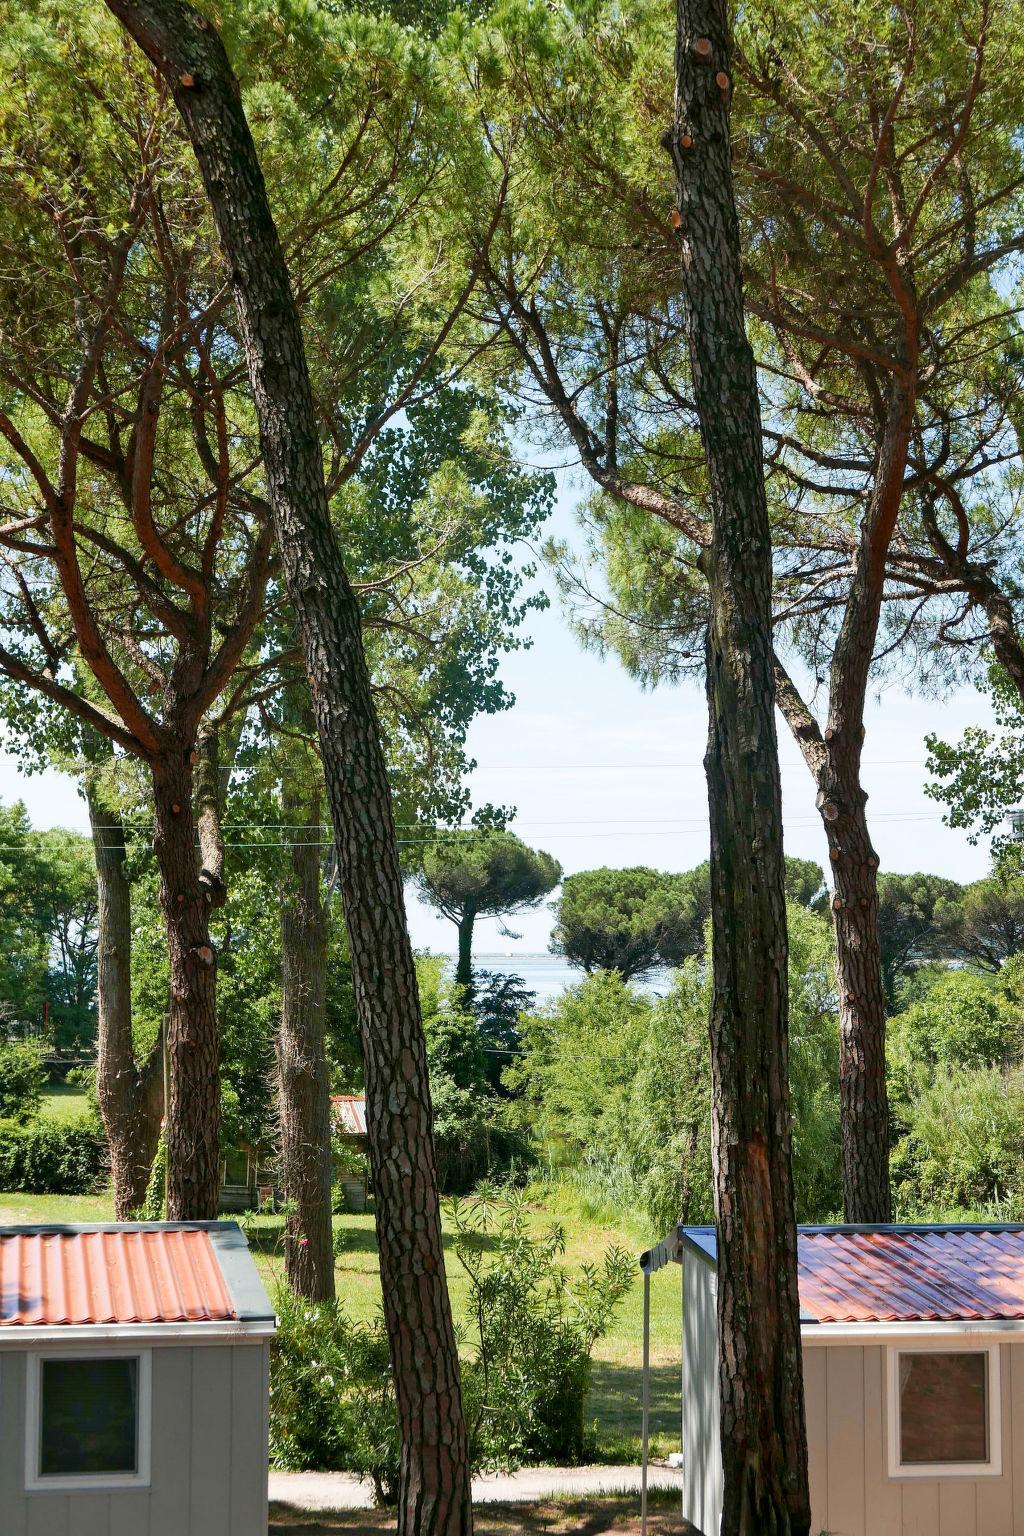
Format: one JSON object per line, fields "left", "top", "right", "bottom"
{"left": 0, "top": 1189, "right": 113, "bottom": 1224}
{"left": 38, "top": 1085, "right": 91, "bottom": 1123}
{"left": 0, "top": 1184, "right": 682, "bottom": 1459}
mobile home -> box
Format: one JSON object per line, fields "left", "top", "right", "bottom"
{"left": 643, "top": 1223, "right": 1024, "bottom": 1536}
{"left": 0, "top": 1221, "right": 275, "bottom": 1536}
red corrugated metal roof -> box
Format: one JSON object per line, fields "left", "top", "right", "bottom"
{"left": 798, "top": 1228, "right": 1024, "bottom": 1324}
{"left": 0, "top": 1229, "right": 237, "bottom": 1327}
{"left": 331, "top": 1094, "right": 367, "bottom": 1138}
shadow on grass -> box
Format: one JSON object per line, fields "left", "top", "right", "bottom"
{"left": 587, "top": 1362, "right": 678, "bottom": 1453}
{"left": 270, "top": 1488, "right": 694, "bottom": 1535}
{"left": 244, "top": 1218, "right": 499, "bottom": 1263}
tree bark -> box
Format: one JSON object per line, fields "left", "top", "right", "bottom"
{"left": 151, "top": 747, "right": 221, "bottom": 1219}
{"left": 773, "top": 376, "right": 914, "bottom": 1225}
{"left": 87, "top": 785, "right": 163, "bottom": 1218}
{"left": 102, "top": 6, "right": 474, "bottom": 1531}
{"left": 773, "top": 656, "right": 892, "bottom": 1223}
{"left": 455, "top": 911, "right": 475, "bottom": 992}
{"left": 277, "top": 731, "right": 335, "bottom": 1301}
{"left": 194, "top": 726, "right": 228, "bottom": 909}
{"left": 666, "top": 5, "right": 809, "bottom": 1533}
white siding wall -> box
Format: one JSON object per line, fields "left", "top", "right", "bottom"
{"left": 0, "top": 1341, "right": 270, "bottom": 1536}
{"left": 682, "top": 1253, "right": 723, "bottom": 1534}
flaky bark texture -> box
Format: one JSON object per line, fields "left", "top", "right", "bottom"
{"left": 195, "top": 727, "right": 228, "bottom": 909}
{"left": 103, "top": 4, "right": 473, "bottom": 1529}
{"left": 665, "top": 4, "right": 809, "bottom": 1532}
{"left": 88, "top": 787, "right": 163, "bottom": 1217}
{"left": 152, "top": 749, "right": 220, "bottom": 1219}
{"left": 278, "top": 754, "right": 335, "bottom": 1301}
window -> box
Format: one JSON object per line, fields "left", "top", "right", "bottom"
{"left": 25, "top": 1350, "right": 152, "bottom": 1491}
{"left": 887, "top": 1345, "right": 1001, "bottom": 1478}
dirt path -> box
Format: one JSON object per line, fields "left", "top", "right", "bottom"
{"left": 270, "top": 1465, "right": 685, "bottom": 1512}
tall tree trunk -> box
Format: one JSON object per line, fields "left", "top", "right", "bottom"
{"left": 666, "top": 4, "right": 809, "bottom": 1532}
{"left": 87, "top": 784, "right": 162, "bottom": 1218}
{"left": 277, "top": 723, "right": 335, "bottom": 1301}
{"left": 773, "top": 378, "right": 914, "bottom": 1223}
{"left": 455, "top": 911, "right": 475, "bottom": 992}
{"left": 773, "top": 660, "right": 891, "bottom": 1222}
{"left": 104, "top": 7, "right": 474, "bottom": 1531}
{"left": 151, "top": 748, "right": 221, "bottom": 1219}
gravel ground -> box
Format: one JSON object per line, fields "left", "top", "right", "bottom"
{"left": 270, "top": 1464, "right": 686, "bottom": 1512}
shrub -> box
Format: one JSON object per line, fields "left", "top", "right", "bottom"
{"left": 892, "top": 1065, "right": 1024, "bottom": 1212}
{"left": 418, "top": 955, "right": 529, "bottom": 1192}
{"left": 505, "top": 971, "right": 652, "bottom": 1163}
{"left": 888, "top": 970, "right": 1020, "bottom": 1106}
{"left": 269, "top": 1289, "right": 400, "bottom": 1504}
{"left": 615, "top": 961, "right": 714, "bottom": 1231}
{"left": 0, "top": 1039, "right": 46, "bottom": 1123}
{"left": 518, "top": 905, "right": 840, "bottom": 1230}
{"left": 452, "top": 1190, "right": 633, "bottom": 1466}
{"left": 0, "top": 1116, "right": 104, "bottom": 1193}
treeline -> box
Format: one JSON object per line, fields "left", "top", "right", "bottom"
{"left": 549, "top": 857, "right": 1024, "bottom": 997}
{"left": 418, "top": 846, "right": 1024, "bottom": 1224}
{"left": 511, "top": 883, "right": 1024, "bottom": 1230}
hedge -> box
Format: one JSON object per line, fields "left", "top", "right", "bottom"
{"left": 0, "top": 1117, "right": 105, "bottom": 1195}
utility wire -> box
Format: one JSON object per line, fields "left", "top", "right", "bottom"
{"left": 0, "top": 810, "right": 961, "bottom": 853}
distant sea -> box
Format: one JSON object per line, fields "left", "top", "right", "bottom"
{"left": 460, "top": 953, "right": 673, "bottom": 1005}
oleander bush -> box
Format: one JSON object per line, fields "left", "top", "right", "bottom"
{"left": 269, "top": 1289, "right": 401, "bottom": 1504}
{"left": 453, "top": 1189, "right": 634, "bottom": 1466}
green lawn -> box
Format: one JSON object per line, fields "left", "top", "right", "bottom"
{"left": 38, "top": 1084, "right": 92, "bottom": 1122}
{"left": 0, "top": 1184, "right": 682, "bottom": 1458}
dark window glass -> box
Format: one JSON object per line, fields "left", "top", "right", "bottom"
{"left": 899, "top": 1351, "right": 988, "bottom": 1466}
{"left": 39, "top": 1357, "right": 139, "bottom": 1477}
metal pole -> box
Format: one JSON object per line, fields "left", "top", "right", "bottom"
{"left": 162, "top": 1014, "right": 170, "bottom": 1221}
{"left": 641, "top": 1264, "right": 651, "bottom": 1536}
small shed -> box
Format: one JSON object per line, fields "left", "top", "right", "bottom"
{"left": 331, "top": 1093, "right": 368, "bottom": 1148}
{"left": 331, "top": 1094, "right": 370, "bottom": 1211}
{"left": 0, "top": 1221, "right": 276, "bottom": 1536}
{"left": 642, "top": 1222, "right": 1024, "bottom": 1536}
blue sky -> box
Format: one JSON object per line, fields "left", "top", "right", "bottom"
{"left": 0, "top": 480, "right": 999, "bottom": 955}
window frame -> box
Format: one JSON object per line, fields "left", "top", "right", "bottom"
{"left": 24, "top": 1347, "right": 153, "bottom": 1492}
{"left": 886, "top": 1342, "right": 1002, "bottom": 1479}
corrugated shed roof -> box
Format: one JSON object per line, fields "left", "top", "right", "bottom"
{"left": 0, "top": 1228, "right": 237, "bottom": 1327}
{"left": 679, "top": 1225, "right": 1024, "bottom": 1324}
{"left": 331, "top": 1094, "right": 367, "bottom": 1138}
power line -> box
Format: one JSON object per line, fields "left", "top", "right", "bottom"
{"left": 0, "top": 809, "right": 972, "bottom": 856}
{"left": 72, "top": 812, "right": 956, "bottom": 852}
{"left": 468, "top": 757, "right": 930, "bottom": 770}
{"left": 86, "top": 806, "right": 954, "bottom": 834}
